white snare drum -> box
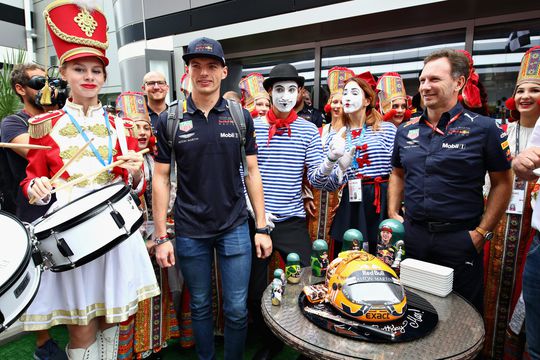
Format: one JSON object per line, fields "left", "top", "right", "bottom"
{"left": 0, "top": 212, "right": 42, "bottom": 333}
{"left": 33, "top": 183, "right": 143, "bottom": 272}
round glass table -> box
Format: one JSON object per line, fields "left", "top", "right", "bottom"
{"left": 262, "top": 268, "right": 485, "bottom": 359}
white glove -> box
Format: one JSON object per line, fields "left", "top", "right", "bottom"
{"left": 319, "top": 157, "right": 336, "bottom": 176}
{"left": 338, "top": 147, "right": 356, "bottom": 173}
{"left": 327, "top": 127, "right": 347, "bottom": 161}
{"left": 266, "top": 212, "right": 277, "bottom": 231}
{"left": 246, "top": 194, "right": 277, "bottom": 231}
{"left": 245, "top": 194, "right": 255, "bottom": 219}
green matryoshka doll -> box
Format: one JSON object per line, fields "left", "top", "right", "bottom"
{"left": 286, "top": 253, "right": 301, "bottom": 284}
{"left": 311, "top": 239, "right": 329, "bottom": 277}
{"left": 341, "top": 228, "right": 364, "bottom": 253}
{"left": 377, "top": 219, "right": 406, "bottom": 271}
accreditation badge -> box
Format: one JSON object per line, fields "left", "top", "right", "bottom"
{"left": 348, "top": 178, "right": 362, "bottom": 203}
{"left": 507, "top": 177, "right": 526, "bottom": 215}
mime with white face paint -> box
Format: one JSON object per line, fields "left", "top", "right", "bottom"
{"left": 248, "top": 63, "right": 349, "bottom": 358}
{"left": 325, "top": 75, "right": 397, "bottom": 257}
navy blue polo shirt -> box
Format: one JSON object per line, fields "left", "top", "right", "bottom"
{"left": 148, "top": 103, "right": 168, "bottom": 136}
{"left": 391, "top": 102, "right": 511, "bottom": 222}
{"left": 155, "top": 95, "right": 257, "bottom": 238}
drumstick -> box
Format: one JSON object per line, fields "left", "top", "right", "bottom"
{"left": 29, "top": 138, "right": 94, "bottom": 204}
{"left": 51, "top": 148, "right": 150, "bottom": 194}
{"left": 0, "top": 142, "right": 51, "bottom": 150}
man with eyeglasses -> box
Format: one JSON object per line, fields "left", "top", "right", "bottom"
{"left": 0, "top": 63, "right": 66, "bottom": 360}
{"left": 142, "top": 71, "right": 170, "bottom": 131}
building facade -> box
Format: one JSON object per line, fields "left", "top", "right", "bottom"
{"left": 2, "top": 0, "right": 539, "bottom": 114}
{"left": 112, "top": 0, "right": 540, "bottom": 115}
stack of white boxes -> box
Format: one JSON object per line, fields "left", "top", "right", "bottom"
{"left": 400, "top": 258, "right": 453, "bottom": 297}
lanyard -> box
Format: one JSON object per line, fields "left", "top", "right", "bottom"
{"left": 346, "top": 125, "right": 366, "bottom": 170}
{"left": 423, "top": 112, "right": 463, "bottom": 136}
{"left": 516, "top": 121, "right": 521, "bottom": 156}
{"left": 66, "top": 110, "right": 113, "bottom": 166}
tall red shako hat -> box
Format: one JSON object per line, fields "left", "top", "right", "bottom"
{"left": 44, "top": 0, "right": 109, "bottom": 66}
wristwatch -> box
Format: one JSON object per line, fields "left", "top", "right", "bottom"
{"left": 255, "top": 226, "right": 272, "bottom": 235}
{"left": 475, "top": 226, "right": 494, "bottom": 241}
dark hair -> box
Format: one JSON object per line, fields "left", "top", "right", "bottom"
{"left": 424, "top": 49, "right": 469, "bottom": 81}
{"left": 10, "top": 63, "right": 45, "bottom": 102}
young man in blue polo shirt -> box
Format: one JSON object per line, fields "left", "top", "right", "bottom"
{"left": 152, "top": 37, "right": 271, "bottom": 360}
{"left": 388, "top": 49, "right": 512, "bottom": 311}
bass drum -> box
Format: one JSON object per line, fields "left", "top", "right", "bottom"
{"left": 0, "top": 211, "right": 42, "bottom": 333}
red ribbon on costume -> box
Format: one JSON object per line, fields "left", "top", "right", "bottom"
{"left": 362, "top": 176, "right": 389, "bottom": 214}
{"left": 356, "top": 143, "right": 368, "bottom": 152}
{"left": 356, "top": 154, "right": 371, "bottom": 168}
{"left": 266, "top": 108, "right": 297, "bottom": 145}
{"left": 457, "top": 50, "right": 482, "bottom": 109}
{"left": 351, "top": 129, "right": 362, "bottom": 138}
{"left": 372, "top": 177, "right": 385, "bottom": 214}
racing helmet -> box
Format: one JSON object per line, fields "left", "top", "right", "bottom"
{"left": 326, "top": 251, "right": 407, "bottom": 323}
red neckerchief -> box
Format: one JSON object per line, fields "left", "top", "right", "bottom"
{"left": 423, "top": 111, "right": 462, "bottom": 136}
{"left": 266, "top": 108, "right": 297, "bottom": 144}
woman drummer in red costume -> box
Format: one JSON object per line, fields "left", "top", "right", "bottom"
{"left": 20, "top": 1, "right": 159, "bottom": 359}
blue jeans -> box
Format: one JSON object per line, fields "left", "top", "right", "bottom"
{"left": 524, "top": 235, "right": 540, "bottom": 360}
{"left": 176, "top": 222, "right": 251, "bottom": 360}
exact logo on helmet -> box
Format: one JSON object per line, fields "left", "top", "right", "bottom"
{"left": 366, "top": 311, "right": 390, "bottom": 320}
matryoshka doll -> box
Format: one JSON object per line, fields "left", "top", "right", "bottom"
{"left": 286, "top": 253, "right": 301, "bottom": 284}
{"left": 311, "top": 239, "right": 329, "bottom": 277}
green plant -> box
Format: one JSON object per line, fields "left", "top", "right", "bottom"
{"left": 0, "top": 49, "right": 26, "bottom": 121}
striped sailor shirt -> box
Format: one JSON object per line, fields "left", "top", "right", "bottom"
{"left": 324, "top": 121, "right": 397, "bottom": 181}
{"left": 254, "top": 116, "right": 338, "bottom": 221}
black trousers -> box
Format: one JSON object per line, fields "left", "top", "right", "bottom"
{"left": 330, "top": 182, "right": 389, "bottom": 256}
{"left": 248, "top": 217, "right": 312, "bottom": 343}
{"left": 404, "top": 218, "right": 484, "bottom": 313}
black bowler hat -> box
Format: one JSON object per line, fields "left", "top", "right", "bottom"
{"left": 182, "top": 37, "right": 226, "bottom": 66}
{"left": 263, "top": 63, "right": 305, "bottom": 90}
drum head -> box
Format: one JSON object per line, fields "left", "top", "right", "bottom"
{"left": 33, "top": 182, "right": 128, "bottom": 235}
{"left": 0, "top": 212, "right": 30, "bottom": 289}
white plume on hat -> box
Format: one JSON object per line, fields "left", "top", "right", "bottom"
{"left": 72, "top": 0, "right": 100, "bottom": 10}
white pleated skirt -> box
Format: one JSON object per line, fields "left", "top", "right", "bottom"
{"left": 20, "top": 232, "right": 160, "bottom": 330}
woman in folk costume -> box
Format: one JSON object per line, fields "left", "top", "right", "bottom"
{"left": 19, "top": 1, "right": 159, "bottom": 359}
{"left": 239, "top": 72, "right": 271, "bottom": 118}
{"left": 482, "top": 46, "right": 540, "bottom": 360}
{"left": 327, "top": 73, "right": 397, "bottom": 257}
{"left": 376, "top": 72, "right": 411, "bottom": 127}
{"left": 115, "top": 92, "right": 179, "bottom": 359}
{"left": 304, "top": 66, "right": 354, "bottom": 253}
